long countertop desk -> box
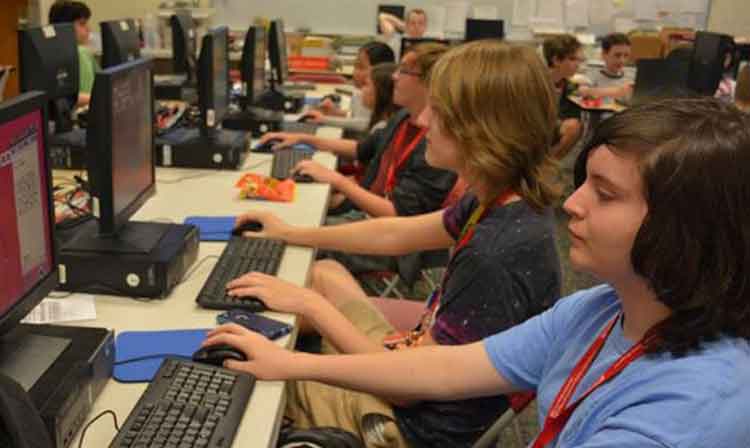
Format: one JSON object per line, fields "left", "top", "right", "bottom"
{"left": 66, "top": 125, "right": 341, "bottom": 448}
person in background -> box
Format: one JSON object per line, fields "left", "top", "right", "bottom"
{"left": 207, "top": 97, "right": 750, "bottom": 448}
{"left": 306, "top": 42, "right": 395, "bottom": 132}
{"left": 48, "top": 1, "right": 98, "bottom": 107}
{"left": 543, "top": 34, "right": 584, "bottom": 159}
{"left": 220, "top": 40, "right": 562, "bottom": 448}
{"left": 579, "top": 33, "right": 633, "bottom": 99}
{"left": 379, "top": 8, "right": 428, "bottom": 60}
{"left": 715, "top": 51, "right": 738, "bottom": 103}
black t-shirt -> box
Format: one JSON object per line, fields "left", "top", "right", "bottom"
{"left": 558, "top": 78, "right": 582, "bottom": 121}
{"left": 394, "top": 194, "right": 562, "bottom": 448}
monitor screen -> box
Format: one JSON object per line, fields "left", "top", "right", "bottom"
{"left": 268, "top": 19, "right": 288, "bottom": 86}
{"left": 240, "top": 26, "right": 266, "bottom": 103}
{"left": 87, "top": 59, "right": 155, "bottom": 235}
{"left": 465, "top": 18, "right": 505, "bottom": 41}
{"left": 170, "top": 11, "right": 196, "bottom": 81}
{"left": 198, "top": 27, "right": 229, "bottom": 131}
{"left": 101, "top": 19, "right": 141, "bottom": 68}
{"left": 0, "top": 92, "right": 57, "bottom": 334}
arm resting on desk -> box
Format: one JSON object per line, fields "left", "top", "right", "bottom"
{"left": 237, "top": 209, "right": 452, "bottom": 255}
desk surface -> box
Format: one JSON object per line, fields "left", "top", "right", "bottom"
{"left": 66, "top": 125, "right": 340, "bottom": 448}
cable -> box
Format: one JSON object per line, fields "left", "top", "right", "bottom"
{"left": 114, "top": 353, "right": 192, "bottom": 366}
{"left": 242, "top": 159, "right": 272, "bottom": 171}
{"left": 78, "top": 409, "right": 120, "bottom": 448}
{"left": 181, "top": 255, "right": 219, "bottom": 283}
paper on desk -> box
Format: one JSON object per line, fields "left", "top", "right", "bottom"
{"left": 21, "top": 294, "right": 96, "bottom": 324}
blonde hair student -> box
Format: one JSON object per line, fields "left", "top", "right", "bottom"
{"left": 207, "top": 40, "right": 563, "bottom": 447}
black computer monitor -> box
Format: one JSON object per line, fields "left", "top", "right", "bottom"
{"left": 197, "top": 27, "right": 229, "bottom": 136}
{"left": 0, "top": 91, "right": 68, "bottom": 389}
{"left": 465, "top": 18, "right": 505, "bottom": 41}
{"left": 170, "top": 11, "right": 196, "bottom": 83}
{"left": 17, "top": 24, "right": 79, "bottom": 134}
{"left": 377, "top": 4, "right": 406, "bottom": 34}
{"left": 100, "top": 18, "right": 141, "bottom": 68}
{"left": 630, "top": 58, "right": 691, "bottom": 105}
{"left": 268, "top": 19, "right": 289, "bottom": 87}
{"left": 400, "top": 37, "right": 451, "bottom": 60}
{"left": 85, "top": 58, "right": 157, "bottom": 250}
{"left": 239, "top": 26, "right": 266, "bottom": 106}
{"left": 688, "top": 31, "right": 735, "bottom": 96}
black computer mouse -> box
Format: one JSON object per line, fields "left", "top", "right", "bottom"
{"left": 297, "top": 114, "right": 316, "bottom": 123}
{"left": 231, "top": 220, "right": 263, "bottom": 235}
{"left": 253, "top": 138, "right": 282, "bottom": 153}
{"left": 292, "top": 172, "right": 315, "bottom": 183}
{"left": 192, "top": 343, "right": 247, "bottom": 367}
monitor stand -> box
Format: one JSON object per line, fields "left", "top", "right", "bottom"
{"left": 63, "top": 220, "right": 169, "bottom": 254}
{"left": 0, "top": 328, "right": 70, "bottom": 391}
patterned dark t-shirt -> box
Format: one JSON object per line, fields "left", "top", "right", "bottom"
{"left": 394, "top": 193, "right": 561, "bottom": 448}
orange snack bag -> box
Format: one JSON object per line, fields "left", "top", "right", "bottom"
{"left": 235, "top": 173, "right": 295, "bottom": 202}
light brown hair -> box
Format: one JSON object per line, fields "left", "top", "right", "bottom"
{"left": 403, "top": 42, "right": 449, "bottom": 83}
{"left": 429, "top": 40, "right": 560, "bottom": 210}
{"left": 543, "top": 34, "right": 582, "bottom": 67}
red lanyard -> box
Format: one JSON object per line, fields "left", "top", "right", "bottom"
{"left": 532, "top": 314, "right": 658, "bottom": 448}
{"left": 384, "top": 121, "right": 427, "bottom": 196}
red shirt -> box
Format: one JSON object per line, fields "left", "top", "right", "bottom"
{"left": 370, "top": 120, "right": 423, "bottom": 196}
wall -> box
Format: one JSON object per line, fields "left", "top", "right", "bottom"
{"left": 708, "top": 0, "right": 750, "bottom": 37}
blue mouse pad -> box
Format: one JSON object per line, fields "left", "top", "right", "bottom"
{"left": 184, "top": 216, "right": 236, "bottom": 241}
{"left": 114, "top": 329, "right": 210, "bottom": 383}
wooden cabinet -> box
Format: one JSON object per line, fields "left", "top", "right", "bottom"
{"left": 0, "top": 0, "right": 28, "bottom": 99}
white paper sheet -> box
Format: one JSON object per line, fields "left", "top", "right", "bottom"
{"left": 566, "top": 0, "right": 590, "bottom": 28}
{"left": 513, "top": 0, "right": 537, "bottom": 26}
{"left": 634, "top": 0, "right": 659, "bottom": 20}
{"left": 22, "top": 294, "right": 97, "bottom": 324}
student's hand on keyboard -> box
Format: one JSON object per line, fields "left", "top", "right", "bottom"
{"left": 294, "top": 160, "right": 343, "bottom": 186}
{"left": 235, "top": 210, "right": 291, "bottom": 241}
{"left": 258, "top": 131, "right": 305, "bottom": 150}
{"left": 225, "top": 271, "right": 323, "bottom": 316}
{"left": 203, "top": 323, "right": 295, "bottom": 379}
{"left": 299, "top": 109, "right": 325, "bottom": 123}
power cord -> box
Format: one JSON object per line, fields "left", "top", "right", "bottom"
{"left": 180, "top": 255, "right": 219, "bottom": 284}
{"left": 78, "top": 409, "right": 120, "bottom": 448}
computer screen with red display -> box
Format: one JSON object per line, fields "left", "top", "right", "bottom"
{"left": 0, "top": 92, "right": 56, "bottom": 334}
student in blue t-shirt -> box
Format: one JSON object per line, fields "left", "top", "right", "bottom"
{"left": 204, "top": 97, "right": 750, "bottom": 447}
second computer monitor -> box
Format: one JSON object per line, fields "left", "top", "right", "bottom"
{"left": 100, "top": 19, "right": 141, "bottom": 68}
{"left": 198, "top": 27, "right": 230, "bottom": 134}
{"left": 240, "top": 26, "right": 266, "bottom": 105}
{"left": 170, "top": 11, "right": 196, "bottom": 82}
{"left": 268, "top": 19, "right": 289, "bottom": 87}
{"left": 86, "top": 58, "right": 155, "bottom": 237}
{"left": 465, "top": 18, "right": 505, "bottom": 41}
{"left": 17, "top": 24, "right": 79, "bottom": 133}
{"left": 689, "top": 31, "right": 735, "bottom": 96}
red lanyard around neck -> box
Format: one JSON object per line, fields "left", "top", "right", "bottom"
{"left": 384, "top": 120, "right": 427, "bottom": 196}
{"left": 531, "top": 313, "right": 658, "bottom": 448}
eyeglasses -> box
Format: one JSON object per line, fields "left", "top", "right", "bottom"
{"left": 396, "top": 64, "right": 422, "bottom": 77}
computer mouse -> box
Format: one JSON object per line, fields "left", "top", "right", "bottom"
{"left": 297, "top": 114, "right": 316, "bottom": 123}
{"left": 231, "top": 220, "right": 263, "bottom": 235}
{"left": 192, "top": 343, "right": 247, "bottom": 367}
{"left": 253, "top": 138, "right": 282, "bottom": 153}
{"left": 292, "top": 172, "right": 315, "bottom": 183}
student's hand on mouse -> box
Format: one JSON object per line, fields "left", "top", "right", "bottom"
{"left": 301, "top": 109, "right": 325, "bottom": 123}
{"left": 235, "top": 210, "right": 291, "bottom": 240}
{"left": 203, "top": 323, "right": 295, "bottom": 379}
{"left": 294, "top": 160, "right": 343, "bottom": 186}
{"left": 258, "top": 132, "right": 303, "bottom": 150}
{"left": 225, "top": 272, "right": 323, "bottom": 315}
{"left": 317, "top": 98, "right": 337, "bottom": 114}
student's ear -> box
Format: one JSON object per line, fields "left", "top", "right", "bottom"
{"left": 0, "top": 373, "right": 53, "bottom": 448}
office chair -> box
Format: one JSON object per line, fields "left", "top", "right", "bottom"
{"left": 472, "top": 392, "right": 536, "bottom": 448}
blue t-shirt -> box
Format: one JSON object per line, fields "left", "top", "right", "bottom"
{"left": 484, "top": 285, "right": 750, "bottom": 448}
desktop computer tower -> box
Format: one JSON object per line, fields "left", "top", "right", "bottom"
{"left": 222, "top": 107, "right": 284, "bottom": 137}
{"left": 56, "top": 220, "right": 200, "bottom": 298}
{"left": 154, "top": 127, "right": 250, "bottom": 169}
{"left": 48, "top": 129, "right": 87, "bottom": 170}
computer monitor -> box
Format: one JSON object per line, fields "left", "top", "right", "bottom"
{"left": 688, "top": 31, "right": 735, "bottom": 96}
{"left": 400, "top": 38, "right": 451, "bottom": 60}
{"left": 630, "top": 58, "right": 691, "bottom": 105}
{"left": 239, "top": 26, "right": 266, "bottom": 107}
{"left": 377, "top": 4, "right": 406, "bottom": 34}
{"left": 100, "top": 18, "right": 141, "bottom": 68}
{"left": 268, "top": 19, "right": 289, "bottom": 87}
{"left": 0, "top": 91, "right": 68, "bottom": 390}
{"left": 83, "top": 58, "right": 157, "bottom": 252}
{"left": 170, "top": 11, "right": 197, "bottom": 83}
{"left": 465, "top": 18, "right": 505, "bottom": 41}
{"left": 17, "top": 24, "right": 79, "bottom": 134}
{"left": 198, "top": 27, "right": 230, "bottom": 136}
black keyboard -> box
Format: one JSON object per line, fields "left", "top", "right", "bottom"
{"left": 109, "top": 358, "right": 254, "bottom": 448}
{"left": 196, "top": 236, "right": 286, "bottom": 312}
{"left": 271, "top": 149, "right": 313, "bottom": 180}
{"left": 281, "top": 121, "right": 317, "bottom": 134}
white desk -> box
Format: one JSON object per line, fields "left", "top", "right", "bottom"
{"left": 66, "top": 125, "right": 340, "bottom": 448}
